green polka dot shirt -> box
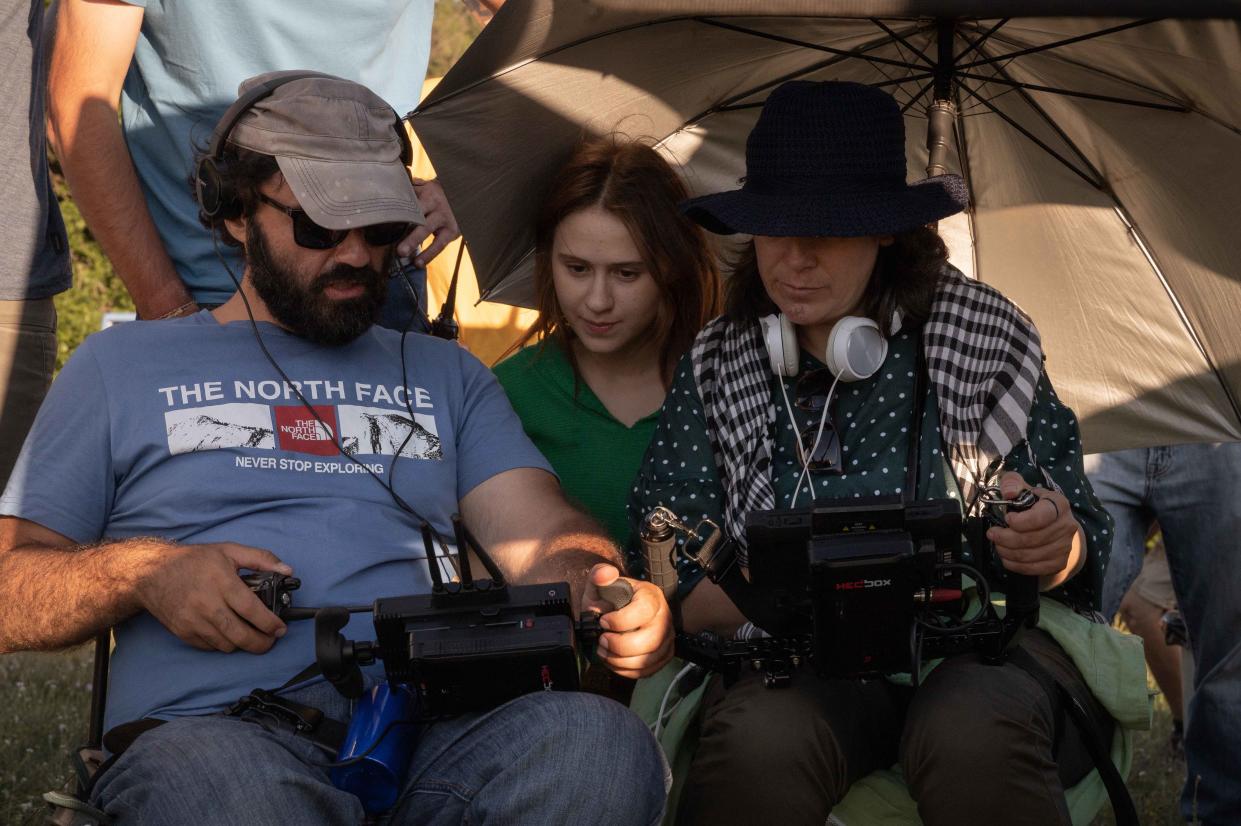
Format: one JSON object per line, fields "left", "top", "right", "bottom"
{"left": 626, "top": 329, "right": 1112, "bottom": 609}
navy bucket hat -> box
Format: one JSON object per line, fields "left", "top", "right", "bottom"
{"left": 681, "top": 81, "right": 968, "bottom": 237}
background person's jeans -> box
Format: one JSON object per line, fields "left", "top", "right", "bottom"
{"left": 91, "top": 680, "right": 666, "bottom": 826}
{"left": 1086, "top": 444, "right": 1241, "bottom": 825}
{"left": 0, "top": 298, "right": 56, "bottom": 489}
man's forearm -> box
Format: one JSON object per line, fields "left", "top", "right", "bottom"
{"left": 0, "top": 537, "right": 167, "bottom": 653}
{"left": 498, "top": 511, "right": 625, "bottom": 616}
{"left": 50, "top": 106, "right": 191, "bottom": 318}
{"left": 460, "top": 468, "right": 626, "bottom": 611}
{"left": 520, "top": 526, "right": 622, "bottom": 589}
{"left": 48, "top": 0, "right": 187, "bottom": 315}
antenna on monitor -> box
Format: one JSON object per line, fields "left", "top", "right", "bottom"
{"left": 420, "top": 521, "right": 445, "bottom": 592}
{"left": 451, "top": 514, "right": 475, "bottom": 588}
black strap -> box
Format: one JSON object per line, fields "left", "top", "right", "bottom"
{"left": 1006, "top": 646, "right": 1139, "bottom": 826}
{"left": 697, "top": 535, "right": 789, "bottom": 634}
{"left": 278, "top": 660, "right": 324, "bottom": 691}
{"left": 101, "top": 719, "right": 166, "bottom": 757}
{"left": 224, "top": 688, "right": 347, "bottom": 752}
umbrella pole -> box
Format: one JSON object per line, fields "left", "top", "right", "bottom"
{"left": 926, "top": 19, "right": 957, "bottom": 179}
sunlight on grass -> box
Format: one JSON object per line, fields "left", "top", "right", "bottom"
{"left": 0, "top": 647, "right": 93, "bottom": 825}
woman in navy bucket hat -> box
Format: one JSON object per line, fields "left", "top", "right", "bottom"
{"left": 628, "top": 81, "right": 1130, "bottom": 825}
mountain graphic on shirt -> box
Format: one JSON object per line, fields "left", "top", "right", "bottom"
{"left": 166, "top": 412, "right": 276, "bottom": 453}
{"left": 346, "top": 410, "right": 443, "bottom": 460}
{"left": 163, "top": 402, "right": 443, "bottom": 461}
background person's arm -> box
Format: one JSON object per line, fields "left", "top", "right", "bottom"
{"left": 48, "top": 0, "right": 195, "bottom": 319}
{"left": 460, "top": 467, "right": 673, "bottom": 678}
{"left": 0, "top": 517, "right": 291, "bottom": 655}
{"left": 461, "top": 0, "right": 505, "bottom": 26}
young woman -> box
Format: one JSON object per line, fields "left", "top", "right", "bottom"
{"left": 493, "top": 136, "right": 721, "bottom": 549}
{"left": 629, "top": 81, "right": 1130, "bottom": 826}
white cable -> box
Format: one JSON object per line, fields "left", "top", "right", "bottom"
{"left": 779, "top": 377, "right": 818, "bottom": 504}
{"left": 792, "top": 372, "right": 842, "bottom": 507}
{"left": 651, "top": 662, "right": 698, "bottom": 740}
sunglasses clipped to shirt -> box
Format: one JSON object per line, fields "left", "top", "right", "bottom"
{"left": 794, "top": 368, "right": 843, "bottom": 473}
{"left": 258, "top": 193, "right": 413, "bottom": 250}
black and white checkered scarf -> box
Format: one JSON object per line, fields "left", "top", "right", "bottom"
{"left": 690, "top": 266, "right": 1043, "bottom": 561}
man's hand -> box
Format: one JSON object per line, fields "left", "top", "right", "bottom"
{"left": 135, "top": 542, "right": 292, "bottom": 654}
{"left": 582, "top": 563, "right": 673, "bottom": 680}
{"left": 398, "top": 178, "right": 460, "bottom": 267}
{"left": 985, "top": 471, "right": 1083, "bottom": 586}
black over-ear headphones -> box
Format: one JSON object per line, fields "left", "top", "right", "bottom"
{"left": 194, "top": 70, "right": 415, "bottom": 222}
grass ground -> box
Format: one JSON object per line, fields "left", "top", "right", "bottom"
{"left": 1091, "top": 692, "right": 1187, "bottom": 826}
{"left": 0, "top": 647, "right": 93, "bottom": 825}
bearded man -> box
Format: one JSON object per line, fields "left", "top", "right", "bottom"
{"left": 0, "top": 74, "right": 670, "bottom": 825}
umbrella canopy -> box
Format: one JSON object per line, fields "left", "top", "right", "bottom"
{"left": 409, "top": 1, "right": 1241, "bottom": 451}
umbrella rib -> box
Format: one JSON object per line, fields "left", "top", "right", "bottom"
{"left": 868, "top": 18, "right": 934, "bottom": 66}
{"left": 415, "top": 13, "right": 809, "bottom": 114}
{"left": 956, "top": 22, "right": 1188, "bottom": 106}
{"left": 1109, "top": 208, "right": 1241, "bottom": 431}
{"left": 955, "top": 80, "right": 1102, "bottom": 190}
{"left": 696, "top": 18, "right": 927, "bottom": 72}
{"left": 982, "top": 57, "right": 1116, "bottom": 190}
{"left": 955, "top": 73, "right": 1188, "bottom": 112}
{"left": 955, "top": 18, "right": 1009, "bottom": 64}
{"left": 974, "top": 47, "right": 1122, "bottom": 191}
{"left": 957, "top": 22, "right": 1241, "bottom": 136}
{"left": 683, "top": 22, "right": 935, "bottom": 124}
{"left": 881, "top": 28, "right": 939, "bottom": 113}
{"left": 901, "top": 80, "right": 935, "bottom": 114}
{"left": 872, "top": 71, "right": 938, "bottom": 92}
{"left": 971, "top": 62, "right": 1241, "bottom": 430}
{"left": 957, "top": 19, "right": 1162, "bottom": 71}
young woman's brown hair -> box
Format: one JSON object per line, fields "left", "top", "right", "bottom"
{"left": 513, "top": 135, "right": 721, "bottom": 386}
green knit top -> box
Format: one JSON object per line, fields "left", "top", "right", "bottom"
{"left": 493, "top": 342, "right": 661, "bottom": 549}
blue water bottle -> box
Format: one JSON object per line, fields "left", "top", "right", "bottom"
{"left": 331, "top": 682, "right": 419, "bottom": 814}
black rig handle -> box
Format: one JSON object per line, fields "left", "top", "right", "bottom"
{"left": 1003, "top": 489, "right": 1041, "bottom": 628}
{"left": 595, "top": 579, "right": 635, "bottom": 613}
{"left": 315, "top": 607, "right": 365, "bottom": 699}
{"left": 576, "top": 579, "right": 635, "bottom": 654}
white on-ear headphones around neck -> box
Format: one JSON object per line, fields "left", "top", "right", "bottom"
{"left": 759, "top": 309, "right": 902, "bottom": 382}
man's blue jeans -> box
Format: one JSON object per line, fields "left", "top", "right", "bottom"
{"left": 91, "top": 680, "right": 666, "bottom": 825}
{"left": 1086, "top": 444, "right": 1241, "bottom": 825}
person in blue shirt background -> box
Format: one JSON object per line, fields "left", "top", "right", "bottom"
{"left": 47, "top": 0, "right": 499, "bottom": 321}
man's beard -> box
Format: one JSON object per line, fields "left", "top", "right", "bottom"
{"left": 246, "top": 222, "right": 390, "bottom": 346}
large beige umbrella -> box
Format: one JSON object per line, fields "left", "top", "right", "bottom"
{"left": 409, "top": 1, "right": 1241, "bottom": 451}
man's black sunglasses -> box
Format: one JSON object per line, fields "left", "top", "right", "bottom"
{"left": 258, "top": 193, "right": 412, "bottom": 250}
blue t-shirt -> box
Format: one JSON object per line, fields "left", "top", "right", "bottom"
{"left": 0, "top": 313, "right": 551, "bottom": 730}
{"left": 120, "top": 0, "right": 435, "bottom": 304}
